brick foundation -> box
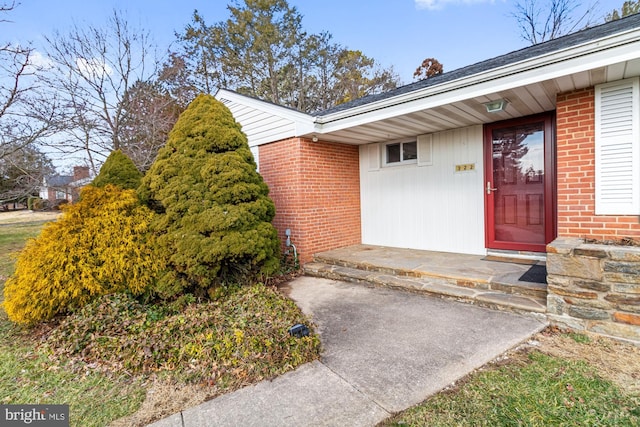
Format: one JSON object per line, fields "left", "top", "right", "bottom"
{"left": 258, "top": 138, "right": 361, "bottom": 264}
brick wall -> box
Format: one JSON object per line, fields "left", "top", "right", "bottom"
{"left": 556, "top": 88, "right": 640, "bottom": 241}
{"left": 259, "top": 138, "right": 361, "bottom": 264}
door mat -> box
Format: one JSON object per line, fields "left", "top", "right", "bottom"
{"left": 482, "top": 255, "right": 539, "bottom": 265}
{"left": 518, "top": 264, "right": 547, "bottom": 284}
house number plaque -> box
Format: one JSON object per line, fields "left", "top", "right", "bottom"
{"left": 455, "top": 163, "right": 475, "bottom": 172}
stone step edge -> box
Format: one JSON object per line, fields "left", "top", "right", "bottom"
{"left": 312, "top": 255, "right": 547, "bottom": 299}
{"left": 304, "top": 262, "right": 547, "bottom": 315}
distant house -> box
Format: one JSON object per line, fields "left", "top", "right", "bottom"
{"left": 40, "top": 166, "right": 91, "bottom": 205}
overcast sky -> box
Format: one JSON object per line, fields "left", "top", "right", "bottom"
{"left": 4, "top": 0, "right": 625, "bottom": 83}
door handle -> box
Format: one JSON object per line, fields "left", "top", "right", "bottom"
{"left": 486, "top": 181, "right": 497, "bottom": 195}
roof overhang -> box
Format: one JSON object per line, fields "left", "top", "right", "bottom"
{"left": 217, "top": 18, "right": 640, "bottom": 146}
{"left": 306, "top": 25, "right": 640, "bottom": 144}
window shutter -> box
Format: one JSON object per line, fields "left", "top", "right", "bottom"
{"left": 417, "top": 134, "right": 433, "bottom": 166}
{"left": 595, "top": 78, "right": 640, "bottom": 215}
{"left": 368, "top": 143, "right": 380, "bottom": 171}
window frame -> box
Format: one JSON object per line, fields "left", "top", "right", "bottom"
{"left": 383, "top": 140, "right": 418, "bottom": 166}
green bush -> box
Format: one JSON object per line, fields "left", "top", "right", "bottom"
{"left": 33, "top": 198, "right": 44, "bottom": 210}
{"left": 27, "top": 196, "right": 43, "bottom": 211}
{"left": 3, "top": 185, "right": 161, "bottom": 324}
{"left": 139, "top": 94, "right": 280, "bottom": 298}
{"left": 92, "top": 150, "right": 142, "bottom": 190}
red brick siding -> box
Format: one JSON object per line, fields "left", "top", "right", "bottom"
{"left": 556, "top": 88, "right": 640, "bottom": 240}
{"left": 259, "top": 138, "right": 361, "bottom": 263}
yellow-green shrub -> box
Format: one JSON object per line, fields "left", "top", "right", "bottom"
{"left": 3, "top": 185, "right": 161, "bottom": 324}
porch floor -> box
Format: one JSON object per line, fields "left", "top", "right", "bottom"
{"left": 303, "top": 244, "right": 548, "bottom": 314}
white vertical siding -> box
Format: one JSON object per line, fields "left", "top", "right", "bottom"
{"left": 360, "top": 125, "right": 486, "bottom": 255}
{"left": 250, "top": 146, "right": 260, "bottom": 171}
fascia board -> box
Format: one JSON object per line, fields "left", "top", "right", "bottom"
{"left": 314, "top": 30, "right": 640, "bottom": 134}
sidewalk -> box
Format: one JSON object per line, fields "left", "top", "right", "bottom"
{"left": 149, "top": 276, "right": 547, "bottom": 427}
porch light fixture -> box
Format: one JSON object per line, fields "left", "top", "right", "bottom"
{"left": 484, "top": 99, "right": 509, "bottom": 113}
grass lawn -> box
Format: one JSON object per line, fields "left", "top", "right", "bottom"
{"left": 0, "top": 213, "right": 147, "bottom": 426}
{"left": 0, "top": 221, "right": 46, "bottom": 278}
{"left": 382, "top": 330, "right": 640, "bottom": 426}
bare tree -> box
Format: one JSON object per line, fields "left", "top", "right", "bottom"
{"left": 119, "top": 80, "right": 182, "bottom": 172}
{"left": 0, "top": 0, "right": 16, "bottom": 19}
{"left": 42, "top": 10, "right": 157, "bottom": 173}
{"left": 512, "top": 0, "right": 598, "bottom": 44}
{"left": 1, "top": 2, "right": 59, "bottom": 162}
{"left": 157, "top": 52, "right": 200, "bottom": 109}
{"left": 0, "top": 143, "right": 54, "bottom": 205}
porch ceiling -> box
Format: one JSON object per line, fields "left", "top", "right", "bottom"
{"left": 305, "top": 58, "right": 640, "bottom": 145}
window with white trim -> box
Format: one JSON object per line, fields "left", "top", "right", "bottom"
{"left": 595, "top": 77, "right": 640, "bottom": 215}
{"left": 385, "top": 141, "right": 417, "bottom": 165}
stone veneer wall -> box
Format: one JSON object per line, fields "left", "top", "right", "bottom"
{"left": 547, "top": 237, "right": 640, "bottom": 343}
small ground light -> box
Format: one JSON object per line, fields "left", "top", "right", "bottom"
{"left": 288, "top": 324, "right": 310, "bottom": 337}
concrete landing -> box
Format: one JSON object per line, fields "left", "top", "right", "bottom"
{"left": 148, "top": 276, "right": 547, "bottom": 427}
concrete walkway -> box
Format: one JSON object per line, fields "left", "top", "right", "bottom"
{"left": 149, "top": 277, "right": 547, "bottom": 427}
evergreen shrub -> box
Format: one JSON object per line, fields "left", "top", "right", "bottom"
{"left": 27, "top": 196, "right": 43, "bottom": 210}
{"left": 139, "top": 94, "right": 280, "bottom": 298}
{"left": 3, "top": 185, "right": 160, "bottom": 324}
{"left": 92, "top": 150, "right": 142, "bottom": 190}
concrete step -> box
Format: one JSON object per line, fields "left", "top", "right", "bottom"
{"left": 303, "top": 262, "right": 547, "bottom": 315}
{"left": 313, "top": 253, "right": 547, "bottom": 300}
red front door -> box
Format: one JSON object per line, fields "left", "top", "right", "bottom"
{"left": 484, "top": 114, "right": 556, "bottom": 252}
